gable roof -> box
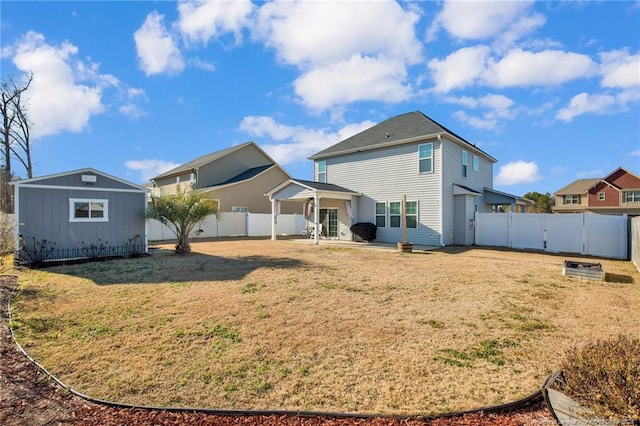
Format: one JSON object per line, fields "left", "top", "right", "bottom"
{"left": 266, "top": 178, "right": 360, "bottom": 200}
{"left": 151, "top": 141, "right": 269, "bottom": 181}
{"left": 9, "top": 167, "right": 147, "bottom": 192}
{"left": 308, "top": 111, "right": 496, "bottom": 162}
{"left": 554, "top": 178, "right": 602, "bottom": 195}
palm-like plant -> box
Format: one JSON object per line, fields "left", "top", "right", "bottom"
{"left": 147, "top": 189, "right": 217, "bottom": 254}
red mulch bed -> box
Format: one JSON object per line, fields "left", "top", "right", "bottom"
{"left": 0, "top": 275, "right": 554, "bottom": 425}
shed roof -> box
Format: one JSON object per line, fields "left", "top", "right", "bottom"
{"left": 9, "top": 167, "right": 147, "bottom": 192}
{"left": 309, "top": 111, "right": 496, "bottom": 162}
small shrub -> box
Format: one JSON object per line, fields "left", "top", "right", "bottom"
{"left": 557, "top": 334, "right": 640, "bottom": 421}
{"left": 79, "top": 239, "right": 110, "bottom": 259}
{"left": 126, "top": 234, "right": 146, "bottom": 257}
{"left": 18, "top": 236, "right": 56, "bottom": 265}
{"left": 0, "top": 213, "right": 14, "bottom": 255}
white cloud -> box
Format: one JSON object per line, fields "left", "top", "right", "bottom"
{"left": 454, "top": 111, "right": 497, "bottom": 131}
{"left": 134, "top": 11, "right": 185, "bottom": 76}
{"left": 253, "top": 1, "right": 421, "bottom": 110}
{"left": 428, "top": 46, "right": 491, "bottom": 93}
{"left": 485, "top": 49, "right": 596, "bottom": 87}
{"left": 429, "top": 1, "right": 543, "bottom": 45}
{"left": 176, "top": 0, "right": 254, "bottom": 45}
{"left": 600, "top": 49, "right": 640, "bottom": 89}
{"left": 294, "top": 55, "right": 412, "bottom": 111}
{"left": 629, "top": 150, "right": 640, "bottom": 157}
{"left": 495, "top": 161, "right": 542, "bottom": 185}
{"left": 239, "top": 116, "right": 374, "bottom": 165}
{"left": 576, "top": 169, "right": 603, "bottom": 179}
{"left": 254, "top": 1, "right": 421, "bottom": 67}
{"left": 556, "top": 92, "right": 617, "bottom": 122}
{"left": 125, "top": 159, "right": 181, "bottom": 182}
{"left": 448, "top": 94, "right": 516, "bottom": 130}
{"left": 10, "top": 31, "right": 104, "bottom": 139}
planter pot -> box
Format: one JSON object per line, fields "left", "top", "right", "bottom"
{"left": 397, "top": 242, "right": 413, "bottom": 253}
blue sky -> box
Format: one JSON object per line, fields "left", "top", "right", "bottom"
{"left": 1, "top": 0, "right": 639, "bottom": 197}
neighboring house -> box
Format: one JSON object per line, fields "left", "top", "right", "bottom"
{"left": 268, "top": 111, "right": 529, "bottom": 246}
{"left": 553, "top": 167, "right": 640, "bottom": 216}
{"left": 10, "top": 168, "right": 148, "bottom": 262}
{"left": 150, "top": 141, "right": 297, "bottom": 214}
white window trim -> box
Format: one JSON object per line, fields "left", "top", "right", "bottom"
{"left": 462, "top": 150, "right": 468, "bottom": 178}
{"left": 69, "top": 198, "right": 109, "bottom": 222}
{"left": 418, "top": 143, "right": 433, "bottom": 174}
{"left": 472, "top": 155, "right": 479, "bottom": 172}
{"left": 598, "top": 192, "right": 605, "bottom": 201}
{"left": 405, "top": 200, "right": 418, "bottom": 229}
{"left": 389, "top": 201, "right": 401, "bottom": 228}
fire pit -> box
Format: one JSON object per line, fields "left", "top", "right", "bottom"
{"left": 562, "top": 260, "right": 605, "bottom": 281}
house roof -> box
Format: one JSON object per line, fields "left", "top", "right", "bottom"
{"left": 554, "top": 178, "right": 602, "bottom": 195}
{"left": 266, "top": 178, "right": 360, "bottom": 201}
{"left": 151, "top": 141, "right": 260, "bottom": 181}
{"left": 483, "top": 187, "right": 533, "bottom": 205}
{"left": 9, "top": 167, "right": 148, "bottom": 192}
{"left": 308, "top": 111, "right": 496, "bottom": 162}
{"left": 206, "top": 164, "right": 275, "bottom": 188}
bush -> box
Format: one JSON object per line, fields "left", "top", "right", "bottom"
{"left": 558, "top": 334, "right": 640, "bottom": 421}
{"left": 0, "top": 213, "right": 14, "bottom": 255}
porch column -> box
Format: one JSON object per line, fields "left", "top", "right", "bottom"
{"left": 313, "top": 193, "right": 320, "bottom": 245}
{"left": 271, "top": 198, "right": 277, "bottom": 241}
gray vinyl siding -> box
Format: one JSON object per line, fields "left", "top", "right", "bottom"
{"left": 197, "top": 146, "right": 271, "bottom": 189}
{"left": 322, "top": 139, "right": 442, "bottom": 245}
{"left": 441, "top": 137, "right": 494, "bottom": 244}
{"left": 17, "top": 186, "right": 145, "bottom": 252}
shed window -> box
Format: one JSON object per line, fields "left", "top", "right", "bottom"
{"left": 69, "top": 199, "right": 109, "bottom": 222}
{"left": 418, "top": 143, "right": 433, "bottom": 173}
{"left": 375, "top": 202, "right": 386, "bottom": 228}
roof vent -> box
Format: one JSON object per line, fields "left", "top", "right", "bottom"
{"left": 385, "top": 132, "right": 390, "bottom": 138}
{"left": 81, "top": 174, "right": 97, "bottom": 183}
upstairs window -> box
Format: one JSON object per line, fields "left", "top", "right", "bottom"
{"left": 472, "top": 155, "right": 479, "bottom": 172}
{"left": 69, "top": 199, "right": 109, "bottom": 222}
{"left": 462, "top": 151, "right": 468, "bottom": 178}
{"left": 598, "top": 192, "right": 605, "bottom": 201}
{"left": 375, "top": 202, "right": 386, "bottom": 228}
{"left": 389, "top": 202, "right": 401, "bottom": 228}
{"left": 624, "top": 191, "right": 640, "bottom": 202}
{"left": 564, "top": 195, "right": 581, "bottom": 204}
{"left": 418, "top": 143, "right": 433, "bottom": 173}
{"left": 317, "top": 160, "right": 327, "bottom": 183}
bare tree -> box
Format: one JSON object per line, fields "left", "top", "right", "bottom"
{"left": 1, "top": 73, "right": 33, "bottom": 213}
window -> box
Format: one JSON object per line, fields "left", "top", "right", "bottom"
{"left": 598, "top": 192, "right": 605, "bottom": 201}
{"left": 232, "top": 206, "right": 248, "bottom": 213}
{"left": 389, "top": 202, "right": 401, "bottom": 228}
{"left": 375, "top": 202, "right": 386, "bottom": 228}
{"left": 472, "top": 155, "right": 479, "bottom": 172}
{"left": 624, "top": 191, "right": 640, "bottom": 202}
{"left": 418, "top": 143, "right": 433, "bottom": 173}
{"left": 406, "top": 201, "right": 418, "bottom": 228}
{"left": 564, "top": 194, "right": 581, "bottom": 204}
{"left": 462, "top": 150, "right": 468, "bottom": 178}
{"left": 317, "top": 160, "right": 326, "bottom": 183}
{"left": 69, "top": 198, "right": 108, "bottom": 222}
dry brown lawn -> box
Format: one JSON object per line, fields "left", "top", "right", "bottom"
{"left": 9, "top": 239, "right": 640, "bottom": 416}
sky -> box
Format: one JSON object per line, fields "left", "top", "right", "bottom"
{"left": 1, "top": 0, "right": 639, "bottom": 197}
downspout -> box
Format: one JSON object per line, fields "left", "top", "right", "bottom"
{"left": 437, "top": 134, "right": 444, "bottom": 246}
{"left": 271, "top": 198, "right": 277, "bottom": 241}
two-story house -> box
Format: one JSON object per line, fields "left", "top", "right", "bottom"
{"left": 150, "top": 141, "right": 297, "bottom": 214}
{"left": 553, "top": 167, "right": 640, "bottom": 216}
{"left": 267, "top": 111, "right": 529, "bottom": 246}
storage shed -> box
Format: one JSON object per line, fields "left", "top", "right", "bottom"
{"left": 10, "top": 168, "right": 148, "bottom": 264}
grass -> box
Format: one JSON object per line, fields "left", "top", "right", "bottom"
{"left": 9, "top": 240, "right": 640, "bottom": 415}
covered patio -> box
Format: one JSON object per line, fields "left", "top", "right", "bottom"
{"left": 266, "top": 179, "right": 361, "bottom": 244}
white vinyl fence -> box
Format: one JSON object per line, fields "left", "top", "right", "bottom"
{"left": 475, "top": 212, "right": 628, "bottom": 259}
{"left": 632, "top": 216, "right": 640, "bottom": 271}
{"left": 146, "top": 213, "right": 307, "bottom": 242}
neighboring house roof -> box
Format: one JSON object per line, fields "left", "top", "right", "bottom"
{"left": 483, "top": 187, "right": 533, "bottom": 206}
{"left": 207, "top": 164, "right": 274, "bottom": 187}
{"left": 151, "top": 141, "right": 264, "bottom": 181}
{"left": 554, "top": 178, "right": 601, "bottom": 195}
{"left": 9, "top": 167, "right": 148, "bottom": 192}
{"left": 309, "top": 111, "right": 496, "bottom": 162}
